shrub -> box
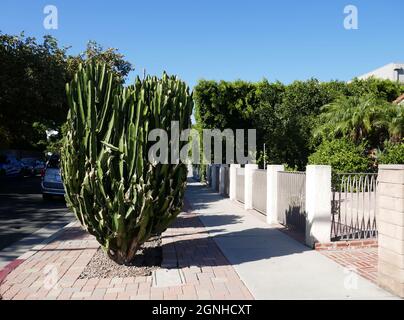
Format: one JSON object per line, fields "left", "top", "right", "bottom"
{"left": 61, "top": 64, "right": 193, "bottom": 265}
{"left": 308, "top": 139, "right": 370, "bottom": 173}
{"left": 378, "top": 141, "right": 404, "bottom": 164}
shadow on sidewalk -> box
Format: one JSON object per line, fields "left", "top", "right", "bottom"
{"left": 169, "top": 213, "right": 242, "bottom": 228}
{"left": 45, "top": 217, "right": 308, "bottom": 269}
{"left": 162, "top": 226, "right": 310, "bottom": 268}
{"left": 165, "top": 180, "right": 312, "bottom": 268}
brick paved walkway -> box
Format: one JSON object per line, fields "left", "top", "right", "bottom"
{"left": 0, "top": 209, "right": 253, "bottom": 300}
{"left": 320, "top": 248, "right": 378, "bottom": 284}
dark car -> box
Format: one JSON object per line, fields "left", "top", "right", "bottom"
{"left": 41, "top": 155, "right": 65, "bottom": 199}
{"left": 0, "top": 154, "right": 23, "bottom": 176}
{"left": 21, "top": 158, "right": 46, "bottom": 176}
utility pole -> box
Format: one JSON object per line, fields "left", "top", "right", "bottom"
{"left": 263, "top": 144, "right": 266, "bottom": 170}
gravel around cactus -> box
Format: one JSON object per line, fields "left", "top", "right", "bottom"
{"left": 79, "top": 235, "right": 162, "bottom": 279}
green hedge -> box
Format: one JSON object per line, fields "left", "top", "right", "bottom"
{"left": 308, "top": 139, "right": 370, "bottom": 173}
{"left": 378, "top": 142, "right": 404, "bottom": 164}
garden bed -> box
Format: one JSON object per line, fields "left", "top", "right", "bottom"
{"left": 79, "top": 236, "right": 162, "bottom": 279}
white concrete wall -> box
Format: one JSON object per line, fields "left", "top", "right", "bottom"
{"left": 244, "top": 164, "right": 258, "bottom": 210}
{"left": 305, "top": 165, "right": 332, "bottom": 247}
{"left": 377, "top": 165, "right": 404, "bottom": 297}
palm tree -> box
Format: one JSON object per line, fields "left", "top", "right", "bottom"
{"left": 379, "top": 103, "right": 404, "bottom": 142}
{"left": 314, "top": 94, "right": 389, "bottom": 143}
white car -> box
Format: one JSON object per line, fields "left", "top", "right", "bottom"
{"left": 41, "top": 155, "right": 65, "bottom": 199}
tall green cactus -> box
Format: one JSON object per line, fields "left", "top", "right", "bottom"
{"left": 61, "top": 63, "right": 193, "bottom": 265}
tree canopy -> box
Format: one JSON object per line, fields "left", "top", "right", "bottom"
{"left": 194, "top": 77, "right": 404, "bottom": 170}
{"left": 0, "top": 32, "right": 133, "bottom": 151}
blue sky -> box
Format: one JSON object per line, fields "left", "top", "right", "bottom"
{"left": 1, "top": 0, "right": 403, "bottom": 88}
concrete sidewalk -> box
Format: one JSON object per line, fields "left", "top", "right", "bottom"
{"left": 186, "top": 181, "right": 397, "bottom": 300}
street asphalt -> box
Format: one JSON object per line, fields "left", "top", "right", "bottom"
{"left": 0, "top": 175, "right": 73, "bottom": 252}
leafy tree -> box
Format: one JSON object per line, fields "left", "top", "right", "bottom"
{"left": 377, "top": 104, "right": 404, "bottom": 142}
{"left": 308, "top": 139, "right": 370, "bottom": 173}
{"left": 253, "top": 79, "right": 337, "bottom": 169}
{"left": 0, "top": 33, "right": 69, "bottom": 150}
{"left": 194, "top": 80, "right": 258, "bottom": 172}
{"left": 313, "top": 94, "right": 391, "bottom": 147}
{"left": 347, "top": 78, "right": 404, "bottom": 102}
{"left": 194, "top": 75, "right": 404, "bottom": 170}
{"left": 67, "top": 41, "right": 133, "bottom": 83}
{"left": 194, "top": 79, "right": 257, "bottom": 131}
{"left": 0, "top": 32, "right": 133, "bottom": 152}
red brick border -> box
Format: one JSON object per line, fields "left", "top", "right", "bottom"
{"left": 315, "top": 239, "right": 378, "bottom": 251}
{"left": 320, "top": 248, "right": 378, "bottom": 284}
{"left": 0, "top": 259, "right": 26, "bottom": 284}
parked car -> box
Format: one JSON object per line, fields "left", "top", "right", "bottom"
{"left": 20, "top": 158, "right": 35, "bottom": 176}
{"left": 41, "top": 155, "right": 65, "bottom": 199}
{"left": 0, "top": 155, "right": 23, "bottom": 176}
{"left": 34, "top": 160, "right": 46, "bottom": 175}
{"left": 21, "top": 158, "right": 46, "bottom": 176}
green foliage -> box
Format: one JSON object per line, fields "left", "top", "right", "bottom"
{"left": 195, "top": 78, "right": 342, "bottom": 169}
{"left": 378, "top": 104, "right": 404, "bottom": 142}
{"left": 314, "top": 94, "right": 392, "bottom": 146}
{"left": 0, "top": 33, "right": 69, "bottom": 149}
{"left": 194, "top": 79, "right": 257, "bottom": 131}
{"left": 378, "top": 141, "right": 404, "bottom": 164}
{"left": 265, "top": 79, "right": 336, "bottom": 169}
{"left": 348, "top": 78, "right": 404, "bottom": 102}
{"left": 308, "top": 139, "right": 370, "bottom": 173}
{"left": 61, "top": 63, "right": 193, "bottom": 265}
{"left": 283, "top": 164, "right": 299, "bottom": 172}
{"left": 194, "top": 76, "right": 404, "bottom": 171}
{"left": 0, "top": 32, "right": 133, "bottom": 151}
{"left": 67, "top": 40, "right": 134, "bottom": 83}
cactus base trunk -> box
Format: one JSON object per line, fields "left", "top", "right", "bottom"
{"left": 107, "top": 249, "right": 137, "bottom": 265}
{"left": 106, "top": 237, "right": 140, "bottom": 265}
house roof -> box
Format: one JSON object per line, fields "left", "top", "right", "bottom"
{"left": 393, "top": 94, "right": 404, "bottom": 105}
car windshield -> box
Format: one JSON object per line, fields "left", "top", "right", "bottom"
{"left": 47, "top": 157, "right": 60, "bottom": 169}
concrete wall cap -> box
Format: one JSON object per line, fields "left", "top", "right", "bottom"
{"left": 379, "top": 165, "right": 404, "bottom": 170}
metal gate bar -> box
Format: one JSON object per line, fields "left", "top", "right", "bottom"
{"left": 331, "top": 173, "right": 378, "bottom": 241}
{"left": 224, "top": 166, "right": 230, "bottom": 196}
{"left": 277, "top": 171, "right": 306, "bottom": 233}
